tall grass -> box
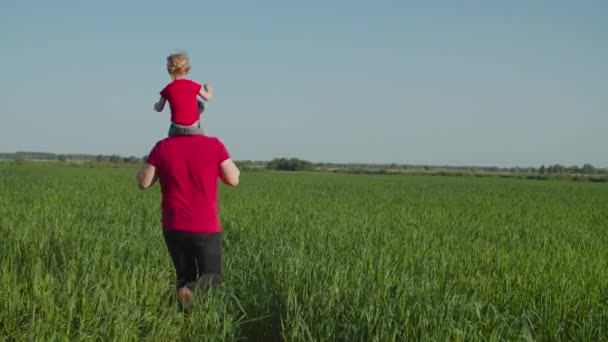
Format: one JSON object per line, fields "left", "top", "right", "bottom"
{"left": 1, "top": 164, "right": 607, "bottom": 340}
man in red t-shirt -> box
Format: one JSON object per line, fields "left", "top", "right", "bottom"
{"left": 137, "top": 134, "right": 240, "bottom": 309}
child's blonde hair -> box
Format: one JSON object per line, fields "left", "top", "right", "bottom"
{"left": 166, "top": 52, "right": 190, "bottom": 77}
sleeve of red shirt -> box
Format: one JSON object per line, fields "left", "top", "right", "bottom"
{"left": 191, "top": 80, "right": 202, "bottom": 94}
{"left": 216, "top": 138, "right": 230, "bottom": 163}
{"left": 146, "top": 141, "right": 162, "bottom": 167}
{"left": 159, "top": 85, "right": 169, "bottom": 98}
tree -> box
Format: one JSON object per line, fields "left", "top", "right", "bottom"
{"left": 552, "top": 164, "right": 564, "bottom": 174}
{"left": 127, "top": 156, "right": 140, "bottom": 164}
{"left": 268, "top": 157, "right": 314, "bottom": 171}
{"left": 567, "top": 165, "right": 579, "bottom": 174}
{"left": 109, "top": 155, "right": 121, "bottom": 163}
{"left": 582, "top": 164, "right": 595, "bottom": 174}
{"left": 539, "top": 165, "right": 546, "bottom": 174}
{"left": 58, "top": 154, "right": 67, "bottom": 162}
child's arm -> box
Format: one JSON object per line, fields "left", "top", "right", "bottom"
{"left": 154, "top": 96, "right": 166, "bottom": 112}
{"left": 198, "top": 83, "right": 213, "bottom": 101}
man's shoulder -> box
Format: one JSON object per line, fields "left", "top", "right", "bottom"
{"left": 163, "top": 135, "right": 222, "bottom": 144}
{"left": 198, "top": 135, "right": 223, "bottom": 148}
{"left": 202, "top": 134, "right": 221, "bottom": 142}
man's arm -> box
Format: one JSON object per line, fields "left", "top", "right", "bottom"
{"left": 198, "top": 83, "right": 213, "bottom": 102}
{"left": 137, "top": 163, "right": 158, "bottom": 189}
{"left": 219, "top": 159, "right": 240, "bottom": 186}
{"left": 154, "top": 96, "right": 166, "bottom": 112}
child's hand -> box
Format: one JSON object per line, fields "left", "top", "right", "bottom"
{"left": 203, "top": 83, "right": 213, "bottom": 93}
{"left": 199, "top": 83, "right": 213, "bottom": 101}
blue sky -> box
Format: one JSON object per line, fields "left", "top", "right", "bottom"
{"left": 1, "top": 0, "right": 606, "bottom": 167}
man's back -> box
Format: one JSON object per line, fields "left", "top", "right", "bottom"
{"left": 146, "top": 135, "right": 230, "bottom": 233}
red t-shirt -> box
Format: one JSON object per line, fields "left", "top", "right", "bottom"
{"left": 146, "top": 135, "right": 231, "bottom": 234}
{"left": 160, "top": 79, "right": 202, "bottom": 126}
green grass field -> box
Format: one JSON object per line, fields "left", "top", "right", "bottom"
{"left": 1, "top": 163, "right": 607, "bottom": 341}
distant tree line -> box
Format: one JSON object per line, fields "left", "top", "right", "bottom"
{"left": 537, "top": 164, "right": 604, "bottom": 175}
{"left": 0, "top": 152, "right": 142, "bottom": 164}
{"left": 267, "top": 158, "right": 314, "bottom": 171}
{"left": 95, "top": 155, "right": 141, "bottom": 164}
{"left": 1, "top": 151, "right": 606, "bottom": 175}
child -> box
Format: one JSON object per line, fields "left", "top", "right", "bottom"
{"left": 154, "top": 52, "right": 213, "bottom": 136}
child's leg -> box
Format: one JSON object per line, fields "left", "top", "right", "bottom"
{"left": 168, "top": 120, "right": 204, "bottom": 137}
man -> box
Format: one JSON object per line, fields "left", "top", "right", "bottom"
{"left": 137, "top": 134, "right": 240, "bottom": 309}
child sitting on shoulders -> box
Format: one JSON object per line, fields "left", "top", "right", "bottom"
{"left": 154, "top": 52, "right": 213, "bottom": 136}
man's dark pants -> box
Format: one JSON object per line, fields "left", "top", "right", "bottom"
{"left": 162, "top": 229, "right": 222, "bottom": 294}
